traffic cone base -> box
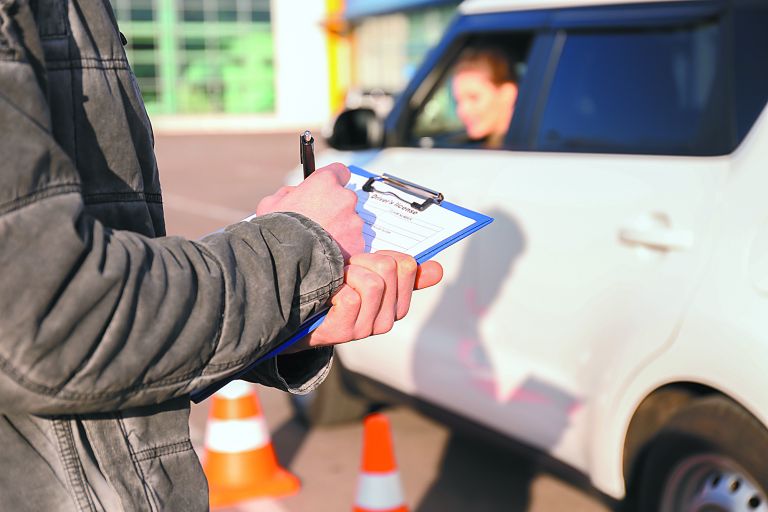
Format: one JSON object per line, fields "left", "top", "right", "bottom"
{"left": 354, "top": 470, "right": 408, "bottom": 512}
{"left": 206, "top": 450, "right": 300, "bottom": 507}
{"left": 202, "top": 381, "right": 300, "bottom": 509}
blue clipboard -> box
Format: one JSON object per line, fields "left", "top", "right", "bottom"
{"left": 190, "top": 166, "right": 493, "bottom": 403}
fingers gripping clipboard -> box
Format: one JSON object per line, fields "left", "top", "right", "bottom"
{"left": 191, "top": 166, "right": 494, "bottom": 403}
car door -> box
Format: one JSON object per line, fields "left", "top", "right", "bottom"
{"left": 336, "top": 4, "right": 731, "bottom": 468}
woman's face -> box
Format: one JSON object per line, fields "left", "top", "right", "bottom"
{"left": 452, "top": 65, "right": 516, "bottom": 142}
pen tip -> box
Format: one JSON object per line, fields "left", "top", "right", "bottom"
{"left": 302, "top": 130, "right": 312, "bottom": 142}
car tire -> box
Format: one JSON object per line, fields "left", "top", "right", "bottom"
{"left": 290, "top": 359, "right": 373, "bottom": 427}
{"left": 631, "top": 395, "right": 768, "bottom": 512}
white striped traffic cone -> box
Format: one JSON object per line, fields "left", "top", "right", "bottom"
{"left": 202, "top": 381, "right": 300, "bottom": 508}
{"left": 353, "top": 413, "right": 408, "bottom": 512}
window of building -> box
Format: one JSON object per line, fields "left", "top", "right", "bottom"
{"left": 181, "top": 3, "right": 205, "bottom": 23}
{"left": 127, "top": 0, "right": 156, "bottom": 21}
{"left": 178, "top": 0, "right": 269, "bottom": 24}
{"left": 217, "top": 0, "right": 238, "bottom": 22}
{"left": 353, "top": 5, "right": 458, "bottom": 96}
{"left": 110, "top": 0, "right": 275, "bottom": 114}
{"left": 131, "top": 37, "right": 157, "bottom": 52}
{"left": 183, "top": 38, "right": 206, "bottom": 51}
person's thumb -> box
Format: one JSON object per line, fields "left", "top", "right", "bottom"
{"left": 414, "top": 261, "right": 443, "bottom": 290}
{"left": 312, "top": 162, "right": 351, "bottom": 186}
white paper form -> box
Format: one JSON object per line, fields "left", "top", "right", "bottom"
{"left": 346, "top": 171, "right": 475, "bottom": 258}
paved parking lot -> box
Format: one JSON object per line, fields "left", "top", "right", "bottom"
{"left": 189, "top": 386, "right": 614, "bottom": 512}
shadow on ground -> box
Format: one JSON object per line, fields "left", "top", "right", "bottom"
{"left": 416, "top": 432, "right": 535, "bottom": 512}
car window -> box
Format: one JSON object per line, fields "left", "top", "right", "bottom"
{"left": 409, "top": 34, "right": 533, "bottom": 150}
{"left": 410, "top": 75, "right": 466, "bottom": 146}
{"left": 732, "top": 0, "right": 768, "bottom": 144}
{"left": 534, "top": 21, "right": 727, "bottom": 156}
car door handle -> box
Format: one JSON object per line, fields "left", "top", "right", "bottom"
{"left": 618, "top": 226, "right": 694, "bottom": 251}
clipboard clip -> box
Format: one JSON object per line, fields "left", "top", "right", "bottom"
{"left": 362, "top": 173, "right": 444, "bottom": 211}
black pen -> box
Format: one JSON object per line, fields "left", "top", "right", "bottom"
{"left": 300, "top": 130, "right": 315, "bottom": 179}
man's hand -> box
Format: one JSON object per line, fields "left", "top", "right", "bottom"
{"left": 256, "top": 162, "right": 364, "bottom": 260}
{"left": 258, "top": 164, "right": 444, "bottom": 351}
{"left": 288, "top": 251, "right": 444, "bottom": 351}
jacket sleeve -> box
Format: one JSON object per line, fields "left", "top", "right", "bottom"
{"left": 0, "top": 2, "right": 342, "bottom": 414}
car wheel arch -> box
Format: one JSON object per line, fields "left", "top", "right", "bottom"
{"left": 619, "top": 382, "right": 768, "bottom": 503}
{"left": 620, "top": 388, "right": 768, "bottom": 510}
{"left": 621, "top": 383, "right": 714, "bottom": 487}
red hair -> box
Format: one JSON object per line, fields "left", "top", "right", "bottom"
{"left": 453, "top": 47, "right": 518, "bottom": 86}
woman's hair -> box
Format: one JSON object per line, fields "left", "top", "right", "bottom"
{"left": 452, "top": 46, "right": 518, "bottom": 86}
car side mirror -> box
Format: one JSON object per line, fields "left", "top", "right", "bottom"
{"left": 326, "top": 108, "right": 384, "bottom": 151}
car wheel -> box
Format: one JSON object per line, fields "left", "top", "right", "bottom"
{"left": 633, "top": 395, "right": 768, "bottom": 512}
{"left": 290, "top": 359, "right": 373, "bottom": 427}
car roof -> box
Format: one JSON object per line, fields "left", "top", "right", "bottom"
{"left": 459, "top": 0, "right": 694, "bottom": 15}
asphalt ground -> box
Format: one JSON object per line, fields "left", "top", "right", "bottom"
{"left": 154, "top": 132, "right": 615, "bottom": 512}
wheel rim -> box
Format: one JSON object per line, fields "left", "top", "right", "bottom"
{"left": 660, "top": 453, "right": 768, "bottom": 512}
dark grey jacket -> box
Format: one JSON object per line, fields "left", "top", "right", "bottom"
{"left": 0, "top": 1, "right": 342, "bottom": 510}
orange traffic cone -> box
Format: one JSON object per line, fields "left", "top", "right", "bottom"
{"left": 202, "top": 381, "right": 300, "bottom": 508}
{"left": 353, "top": 413, "right": 408, "bottom": 512}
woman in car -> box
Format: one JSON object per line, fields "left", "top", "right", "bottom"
{"left": 451, "top": 46, "right": 519, "bottom": 149}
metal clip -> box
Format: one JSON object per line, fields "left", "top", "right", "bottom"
{"left": 362, "top": 173, "right": 444, "bottom": 211}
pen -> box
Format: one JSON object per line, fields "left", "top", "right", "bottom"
{"left": 300, "top": 130, "right": 315, "bottom": 179}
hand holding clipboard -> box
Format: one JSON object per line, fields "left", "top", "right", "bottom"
{"left": 191, "top": 134, "right": 492, "bottom": 403}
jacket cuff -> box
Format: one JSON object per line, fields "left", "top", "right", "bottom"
{"left": 245, "top": 347, "right": 334, "bottom": 394}
{"left": 235, "top": 212, "right": 342, "bottom": 392}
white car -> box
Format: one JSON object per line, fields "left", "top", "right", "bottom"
{"left": 293, "top": 0, "right": 768, "bottom": 509}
